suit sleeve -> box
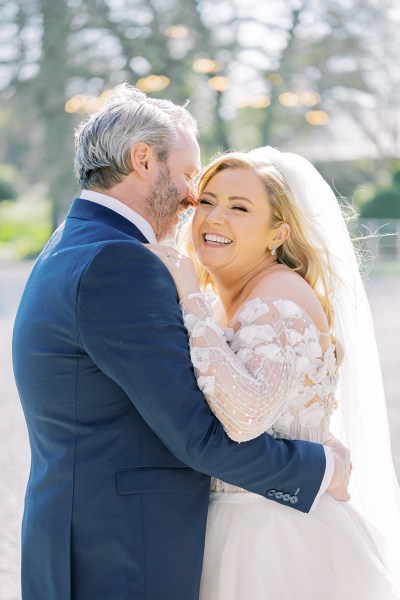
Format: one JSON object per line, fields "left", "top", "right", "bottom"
{"left": 77, "top": 240, "right": 326, "bottom": 512}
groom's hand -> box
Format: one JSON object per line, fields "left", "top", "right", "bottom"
{"left": 324, "top": 435, "right": 352, "bottom": 502}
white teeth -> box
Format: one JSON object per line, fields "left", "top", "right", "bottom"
{"left": 204, "top": 233, "right": 232, "bottom": 245}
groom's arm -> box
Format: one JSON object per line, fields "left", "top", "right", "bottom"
{"left": 78, "top": 241, "right": 328, "bottom": 512}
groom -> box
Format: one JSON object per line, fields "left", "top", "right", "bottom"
{"left": 13, "top": 83, "right": 350, "bottom": 600}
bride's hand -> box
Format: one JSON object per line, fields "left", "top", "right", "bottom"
{"left": 146, "top": 244, "right": 201, "bottom": 301}
{"left": 324, "top": 434, "right": 352, "bottom": 502}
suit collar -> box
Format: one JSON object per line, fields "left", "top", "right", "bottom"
{"left": 67, "top": 197, "right": 150, "bottom": 243}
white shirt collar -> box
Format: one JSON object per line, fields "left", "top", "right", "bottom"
{"left": 80, "top": 189, "right": 157, "bottom": 243}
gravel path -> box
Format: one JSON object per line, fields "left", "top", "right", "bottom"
{"left": 1, "top": 261, "right": 399, "bottom": 600}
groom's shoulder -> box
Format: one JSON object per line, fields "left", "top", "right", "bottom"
{"left": 77, "top": 240, "right": 177, "bottom": 308}
{"left": 80, "top": 238, "right": 170, "bottom": 283}
{"left": 43, "top": 226, "right": 147, "bottom": 266}
{"left": 85, "top": 238, "right": 158, "bottom": 267}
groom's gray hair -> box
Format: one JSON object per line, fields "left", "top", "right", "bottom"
{"left": 74, "top": 82, "right": 198, "bottom": 190}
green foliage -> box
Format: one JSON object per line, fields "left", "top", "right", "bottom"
{"left": 393, "top": 170, "right": 400, "bottom": 186}
{"left": 0, "top": 164, "right": 21, "bottom": 201}
{"left": 360, "top": 169, "right": 400, "bottom": 218}
{"left": 0, "top": 188, "right": 52, "bottom": 259}
{"left": 0, "top": 179, "right": 17, "bottom": 202}
{"left": 0, "top": 218, "right": 52, "bottom": 259}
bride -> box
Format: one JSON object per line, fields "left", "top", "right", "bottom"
{"left": 148, "top": 148, "right": 400, "bottom": 598}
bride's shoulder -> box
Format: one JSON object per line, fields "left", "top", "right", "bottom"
{"left": 252, "top": 267, "right": 311, "bottom": 300}
{"left": 247, "top": 269, "right": 328, "bottom": 332}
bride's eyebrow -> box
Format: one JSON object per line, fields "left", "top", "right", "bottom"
{"left": 228, "top": 196, "right": 253, "bottom": 205}
{"left": 201, "top": 191, "right": 254, "bottom": 205}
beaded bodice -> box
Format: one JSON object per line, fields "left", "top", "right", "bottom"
{"left": 180, "top": 295, "right": 338, "bottom": 493}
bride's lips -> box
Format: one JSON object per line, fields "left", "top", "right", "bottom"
{"left": 201, "top": 232, "right": 233, "bottom": 248}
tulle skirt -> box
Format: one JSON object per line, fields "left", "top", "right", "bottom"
{"left": 199, "top": 491, "right": 400, "bottom": 600}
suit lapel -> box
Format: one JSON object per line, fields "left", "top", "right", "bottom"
{"left": 67, "top": 198, "right": 150, "bottom": 243}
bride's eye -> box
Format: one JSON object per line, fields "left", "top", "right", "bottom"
{"left": 198, "top": 198, "right": 214, "bottom": 206}
{"left": 232, "top": 205, "right": 248, "bottom": 212}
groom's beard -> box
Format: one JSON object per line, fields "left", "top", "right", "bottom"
{"left": 145, "top": 164, "right": 181, "bottom": 242}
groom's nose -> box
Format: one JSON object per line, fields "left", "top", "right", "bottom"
{"left": 185, "top": 180, "right": 198, "bottom": 207}
{"left": 186, "top": 192, "right": 197, "bottom": 207}
{"left": 180, "top": 193, "right": 197, "bottom": 211}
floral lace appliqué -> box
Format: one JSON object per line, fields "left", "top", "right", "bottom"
{"left": 179, "top": 294, "right": 337, "bottom": 464}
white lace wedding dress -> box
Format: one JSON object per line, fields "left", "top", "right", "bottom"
{"left": 180, "top": 293, "right": 400, "bottom": 600}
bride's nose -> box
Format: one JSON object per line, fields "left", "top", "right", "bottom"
{"left": 206, "top": 205, "right": 226, "bottom": 225}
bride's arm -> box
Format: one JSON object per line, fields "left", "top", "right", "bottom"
{"left": 179, "top": 292, "right": 309, "bottom": 442}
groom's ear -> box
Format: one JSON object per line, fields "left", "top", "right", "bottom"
{"left": 130, "top": 142, "right": 155, "bottom": 179}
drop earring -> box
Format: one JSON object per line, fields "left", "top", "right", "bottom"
{"left": 271, "top": 245, "right": 276, "bottom": 256}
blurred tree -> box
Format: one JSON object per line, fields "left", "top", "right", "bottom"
{"left": 360, "top": 169, "right": 400, "bottom": 218}
{"left": 333, "top": 0, "right": 400, "bottom": 160}
{"left": 1, "top": 0, "right": 77, "bottom": 227}
{"left": 0, "top": 0, "right": 233, "bottom": 226}
{"left": 0, "top": 176, "right": 18, "bottom": 202}
{"left": 96, "top": 0, "right": 232, "bottom": 153}
{"left": 0, "top": 163, "right": 26, "bottom": 201}
{"left": 35, "top": 0, "right": 74, "bottom": 229}
{"left": 198, "top": 0, "right": 383, "bottom": 153}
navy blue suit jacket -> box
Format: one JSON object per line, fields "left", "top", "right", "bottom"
{"left": 13, "top": 198, "right": 326, "bottom": 600}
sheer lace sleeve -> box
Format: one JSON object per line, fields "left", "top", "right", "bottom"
{"left": 180, "top": 294, "right": 324, "bottom": 443}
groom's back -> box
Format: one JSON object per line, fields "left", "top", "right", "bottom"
{"left": 13, "top": 204, "right": 210, "bottom": 600}
{"left": 12, "top": 215, "right": 138, "bottom": 597}
{"left": 13, "top": 215, "right": 138, "bottom": 469}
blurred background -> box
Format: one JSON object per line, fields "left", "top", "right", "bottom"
{"left": 0, "top": 0, "right": 399, "bottom": 598}
{"left": 1, "top": 0, "right": 400, "bottom": 255}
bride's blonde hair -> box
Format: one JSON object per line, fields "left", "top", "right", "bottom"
{"left": 179, "top": 152, "right": 338, "bottom": 329}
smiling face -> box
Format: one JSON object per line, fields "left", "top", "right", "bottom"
{"left": 192, "top": 167, "right": 277, "bottom": 277}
